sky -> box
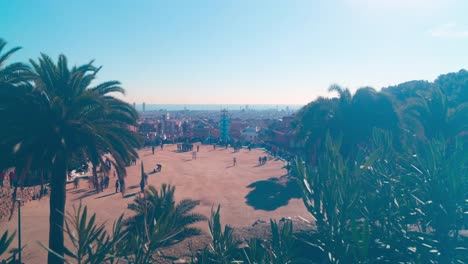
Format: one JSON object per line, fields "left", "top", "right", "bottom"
{"left": 1, "top": 0, "right": 468, "bottom": 105}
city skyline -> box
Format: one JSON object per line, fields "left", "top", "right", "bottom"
{"left": 1, "top": 0, "right": 468, "bottom": 104}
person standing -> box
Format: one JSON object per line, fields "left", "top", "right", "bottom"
{"left": 197, "top": 145, "right": 200, "bottom": 152}
{"left": 73, "top": 177, "right": 79, "bottom": 189}
{"left": 115, "top": 179, "right": 120, "bottom": 193}
{"left": 152, "top": 145, "right": 155, "bottom": 155}
{"left": 104, "top": 175, "right": 110, "bottom": 188}
{"left": 233, "top": 157, "right": 237, "bottom": 166}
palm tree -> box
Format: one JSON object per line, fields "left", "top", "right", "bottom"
{"left": 0, "top": 54, "right": 140, "bottom": 263}
{"left": 403, "top": 85, "right": 468, "bottom": 140}
{"left": 122, "top": 184, "right": 206, "bottom": 262}
{"left": 296, "top": 84, "right": 400, "bottom": 161}
{"left": 0, "top": 39, "right": 31, "bottom": 85}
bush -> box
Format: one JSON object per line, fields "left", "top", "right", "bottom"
{"left": 295, "top": 132, "right": 468, "bottom": 263}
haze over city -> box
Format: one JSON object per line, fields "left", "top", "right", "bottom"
{"left": 1, "top": 0, "right": 468, "bottom": 104}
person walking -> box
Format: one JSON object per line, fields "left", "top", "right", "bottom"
{"left": 197, "top": 145, "right": 200, "bottom": 152}
{"left": 233, "top": 157, "right": 237, "bottom": 166}
{"left": 152, "top": 145, "right": 155, "bottom": 155}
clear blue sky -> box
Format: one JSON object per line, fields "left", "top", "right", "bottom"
{"left": 1, "top": 0, "right": 468, "bottom": 104}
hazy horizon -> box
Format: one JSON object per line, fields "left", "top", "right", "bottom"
{"left": 134, "top": 103, "right": 303, "bottom": 111}
{"left": 2, "top": 0, "right": 468, "bottom": 104}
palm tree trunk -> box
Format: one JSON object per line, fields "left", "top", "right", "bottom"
{"left": 48, "top": 160, "right": 66, "bottom": 264}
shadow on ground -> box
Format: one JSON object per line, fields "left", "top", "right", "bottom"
{"left": 73, "top": 190, "right": 97, "bottom": 201}
{"left": 95, "top": 192, "right": 118, "bottom": 199}
{"left": 245, "top": 175, "right": 301, "bottom": 211}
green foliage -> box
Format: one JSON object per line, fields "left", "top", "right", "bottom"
{"left": 39, "top": 204, "right": 115, "bottom": 264}
{"left": 122, "top": 184, "right": 206, "bottom": 263}
{"left": 196, "top": 205, "right": 242, "bottom": 263}
{"left": 243, "top": 220, "right": 299, "bottom": 264}
{"left": 0, "top": 39, "right": 32, "bottom": 85}
{"left": 194, "top": 206, "right": 310, "bottom": 264}
{"left": 38, "top": 184, "right": 206, "bottom": 263}
{"left": 296, "top": 85, "right": 400, "bottom": 162}
{"left": 0, "top": 230, "right": 16, "bottom": 264}
{"left": 295, "top": 131, "right": 468, "bottom": 263}
{"left": 0, "top": 52, "right": 141, "bottom": 263}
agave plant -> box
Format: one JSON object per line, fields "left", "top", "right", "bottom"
{"left": 243, "top": 220, "right": 304, "bottom": 264}
{"left": 195, "top": 205, "right": 242, "bottom": 264}
{"left": 0, "top": 230, "right": 16, "bottom": 264}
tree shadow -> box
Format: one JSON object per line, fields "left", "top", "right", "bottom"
{"left": 69, "top": 189, "right": 88, "bottom": 194}
{"left": 73, "top": 190, "right": 98, "bottom": 200}
{"left": 95, "top": 192, "right": 118, "bottom": 199}
{"left": 123, "top": 192, "right": 138, "bottom": 199}
{"left": 245, "top": 175, "right": 301, "bottom": 211}
{"left": 128, "top": 184, "right": 139, "bottom": 190}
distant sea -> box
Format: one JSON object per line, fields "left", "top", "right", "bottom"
{"left": 136, "top": 104, "right": 303, "bottom": 111}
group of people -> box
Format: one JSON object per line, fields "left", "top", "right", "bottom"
{"left": 177, "top": 143, "right": 194, "bottom": 152}
{"left": 84, "top": 173, "right": 111, "bottom": 192}
{"left": 258, "top": 156, "right": 268, "bottom": 165}
{"left": 0, "top": 170, "right": 16, "bottom": 188}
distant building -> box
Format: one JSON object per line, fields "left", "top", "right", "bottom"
{"left": 241, "top": 127, "right": 259, "bottom": 142}
{"left": 142, "top": 102, "right": 146, "bottom": 112}
{"left": 220, "top": 109, "right": 230, "bottom": 141}
{"left": 229, "top": 118, "right": 247, "bottom": 140}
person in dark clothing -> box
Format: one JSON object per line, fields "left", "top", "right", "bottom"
{"left": 115, "top": 179, "right": 120, "bottom": 193}
{"left": 73, "top": 177, "right": 79, "bottom": 189}
{"left": 104, "top": 175, "right": 110, "bottom": 188}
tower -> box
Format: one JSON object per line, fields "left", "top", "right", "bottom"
{"left": 142, "top": 102, "right": 146, "bottom": 112}
{"left": 220, "top": 109, "right": 230, "bottom": 142}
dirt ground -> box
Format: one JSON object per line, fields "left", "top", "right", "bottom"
{"left": 0, "top": 144, "right": 310, "bottom": 263}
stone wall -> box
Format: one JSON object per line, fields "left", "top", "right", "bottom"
{"left": 0, "top": 178, "right": 48, "bottom": 220}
